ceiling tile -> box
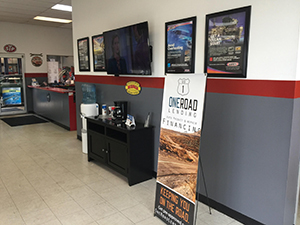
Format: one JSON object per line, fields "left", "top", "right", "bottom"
{"left": 0, "top": 0, "right": 72, "bottom": 29}
{"left": 41, "top": 9, "right": 72, "bottom": 20}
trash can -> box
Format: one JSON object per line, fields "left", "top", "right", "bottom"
{"left": 80, "top": 103, "right": 99, "bottom": 153}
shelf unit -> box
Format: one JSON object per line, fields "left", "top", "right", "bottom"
{"left": 87, "top": 117, "right": 154, "bottom": 186}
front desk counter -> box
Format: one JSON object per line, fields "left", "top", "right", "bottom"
{"left": 28, "top": 85, "right": 76, "bottom": 131}
{"left": 87, "top": 116, "right": 154, "bottom": 186}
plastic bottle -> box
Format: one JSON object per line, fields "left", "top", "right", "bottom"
{"left": 81, "top": 83, "right": 96, "bottom": 104}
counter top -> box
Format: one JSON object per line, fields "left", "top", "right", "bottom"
{"left": 28, "top": 85, "right": 75, "bottom": 94}
{"left": 86, "top": 116, "right": 152, "bottom": 131}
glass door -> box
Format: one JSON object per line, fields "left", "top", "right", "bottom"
{"left": 0, "top": 53, "right": 27, "bottom": 115}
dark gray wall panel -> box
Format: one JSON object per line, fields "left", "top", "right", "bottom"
{"left": 284, "top": 98, "right": 300, "bottom": 225}
{"left": 76, "top": 82, "right": 163, "bottom": 170}
{"left": 198, "top": 92, "right": 299, "bottom": 225}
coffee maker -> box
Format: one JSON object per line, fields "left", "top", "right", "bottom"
{"left": 113, "top": 101, "right": 128, "bottom": 122}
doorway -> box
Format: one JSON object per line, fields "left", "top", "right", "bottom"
{"left": 0, "top": 53, "right": 27, "bottom": 115}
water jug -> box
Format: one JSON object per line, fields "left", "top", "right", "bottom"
{"left": 81, "top": 83, "right": 96, "bottom": 104}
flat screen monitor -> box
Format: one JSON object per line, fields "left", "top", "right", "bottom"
{"left": 104, "top": 21, "right": 152, "bottom": 76}
{"left": 2, "top": 87, "right": 22, "bottom": 106}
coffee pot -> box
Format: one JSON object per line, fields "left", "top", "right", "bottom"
{"left": 113, "top": 101, "right": 128, "bottom": 122}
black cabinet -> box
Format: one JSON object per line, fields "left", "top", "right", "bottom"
{"left": 88, "top": 130, "right": 106, "bottom": 163}
{"left": 87, "top": 117, "right": 154, "bottom": 186}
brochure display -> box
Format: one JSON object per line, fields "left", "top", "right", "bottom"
{"left": 204, "top": 6, "right": 251, "bottom": 78}
{"left": 154, "top": 74, "right": 207, "bottom": 225}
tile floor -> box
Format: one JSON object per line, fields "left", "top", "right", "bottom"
{"left": 0, "top": 116, "right": 243, "bottom": 225}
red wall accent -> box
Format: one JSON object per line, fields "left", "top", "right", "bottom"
{"left": 75, "top": 75, "right": 164, "bottom": 89}
{"left": 206, "top": 79, "right": 300, "bottom": 99}
{"left": 75, "top": 74, "right": 300, "bottom": 99}
{"left": 68, "top": 93, "right": 77, "bottom": 131}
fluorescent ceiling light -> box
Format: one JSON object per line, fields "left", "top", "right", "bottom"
{"left": 51, "top": 4, "right": 72, "bottom": 12}
{"left": 34, "top": 16, "right": 72, "bottom": 24}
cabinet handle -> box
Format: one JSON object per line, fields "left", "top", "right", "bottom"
{"left": 47, "top": 93, "right": 51, "bottom": 102}
{"left": 102, "top": 149, "right": 105, "bottom": 151}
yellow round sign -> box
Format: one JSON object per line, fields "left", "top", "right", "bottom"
{"left": 125, "top": 81, "right": 141, "bottom": 95}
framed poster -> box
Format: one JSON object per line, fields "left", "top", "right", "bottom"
{"left": 77, "top": 37, "right": 90, "bottom": 71}
{"left": 165, "top": 16, "right": 196, "bottom": 74}
{"left": 204, "top": 6, "right": 251, "bottom": 78}
{"left": 92, "top": 34, "right": 105, "bottom": 71}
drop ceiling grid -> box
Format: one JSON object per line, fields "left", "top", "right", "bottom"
{"left": 0, "top": 0, "right": 72, "bottom": 28}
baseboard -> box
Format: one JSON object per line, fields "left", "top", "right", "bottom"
{"left": 33, "top": 113, "right": 70, "bottom": 131}
{"left": 152, "top": 171, "right": 157, "bottom": 178}
{"left": 197, "top": 193, "right": 264, "bottom": 225}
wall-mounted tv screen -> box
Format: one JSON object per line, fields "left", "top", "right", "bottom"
{"left": 2, "top": 87, "right": 22, "bottom": 106}
{"left": 104, "top": 21, "right": 151, "bottom": 76}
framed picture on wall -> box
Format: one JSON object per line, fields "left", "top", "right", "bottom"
{"left": 77, "top": 37, "right": 90, "bottom": 71}
{"left": 92, "top": 34, "right": 106, "bottom": 71}
{"left": 165, "top": 16, "right": 196, "bottom": 74}
{"left": 204, "top": 6, "right": 251, "bottom": 78}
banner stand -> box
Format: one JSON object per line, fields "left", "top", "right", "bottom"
{"left": 197, "top": 154, "right": 212, "bottom": 215}
{"left": 154, "top": 74, "right": 209, "bottom": 225}
{"left": 197, "top": 90, "right": 212, "bottom": 216}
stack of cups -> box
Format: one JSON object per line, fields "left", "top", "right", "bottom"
{"left": 102, "top": 104, "right": 107, "bottom": 116}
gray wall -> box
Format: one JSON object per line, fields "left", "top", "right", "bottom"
{"left": 198, "top": 92, "right": 300, "bottom": 225}
{"left": 75, "top": 82, "right": 164, "bottom": 170}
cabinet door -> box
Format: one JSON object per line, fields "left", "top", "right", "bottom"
{"left": 106, "top": 139, "right": 128, "bottom": 175}
{"left": 88, "top": 130, "right": 106, "bottom": 163}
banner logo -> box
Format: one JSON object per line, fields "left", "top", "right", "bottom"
{"left": 177, "top": 78, "right": 190, "bottom": 96}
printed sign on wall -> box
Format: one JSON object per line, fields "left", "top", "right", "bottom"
{"left": 125, "top": 81, "right": 141, "bottom": 95}
{"left": 3, "top": 44, "right": 17, "bottom": 53}
{"left": 30, "top": 53, "right": 43, "bottom": 67}
{"left": 154, "top": 74, "right": 207, "bottom": 225}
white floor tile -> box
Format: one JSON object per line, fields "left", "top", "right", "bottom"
{"left": 96, "top": 212, "right": 134, "bottom": 225}
{"left": 49, "top": 199, "right": 83, "bottom": 218}
{"left": 121, "top": 204, "right": 153, "bottom": 223}
{"left": 21, "top": 208, "right": 57, "bottom": 225}
{"left": 85, "top": 201, "right": 118, "bottom": 220}
{"left": 58, "top": 210, "right": 94, "bottom": 225}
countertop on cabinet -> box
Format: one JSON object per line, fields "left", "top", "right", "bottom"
{"left": 28, "top": 85, "right": 75, "bottom": 94}
{"left": 29, "top": 85, "right": 76, "bottom": 131}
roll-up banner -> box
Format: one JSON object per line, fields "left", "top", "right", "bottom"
{"left": 154, "top": 73, "right": 207, "bottom": 225}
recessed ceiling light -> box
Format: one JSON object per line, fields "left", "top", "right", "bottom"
{"left": 51, "top": 4, "right": 72, "bottom": 12}
{"left": 33, "top": 16, "right": 72, "bottom": 24}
